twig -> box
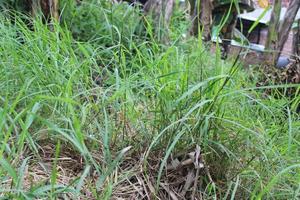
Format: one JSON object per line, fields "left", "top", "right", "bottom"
{"left": 191, "top": 167, "right": 201, "bottom": 200}
{"left": 159, "top": 183, "right": 179, "bottom": 200}
{"left": 180, "top": 170, "right": 195, "bottom": 197}
{"left": 166, "top": 158, "right": 193, "bottom": 170}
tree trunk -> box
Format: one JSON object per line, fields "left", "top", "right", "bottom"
{"left": 264, "top": 0, "right": 281, "bottom": 65}
{"left": 293, "top": 19, "right": 300, "bottom": 56}
{"left": 144, "top": 0, "right": 175, "bottom": 26}
{"left": 264, "top": 0, "right": 300, "bottom": 66}
{"left": 51, "top": 0, "right": 59, "bottom": 21}
{"left": 189, "top": 0, "right": 212, "bottom": 41}
{"left": 30, "top": 0, "right": 59, "bottom": 21}
{"left": 276, "top": 0, "right": 300, "bottom": 59}
{"left": 40, "top": 0, "right": 59, "bottom": 21}
{"left": 144, "top": 0, "right": 174, "bottom": 41}
{"left": 164, "top": 0, "right": 174, "bottom": 25}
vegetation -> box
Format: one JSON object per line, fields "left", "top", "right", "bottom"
{"left": 0, "top": 0, "right": 299, "bottom": 199}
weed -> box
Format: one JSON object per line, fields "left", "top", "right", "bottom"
{"left": 0, "top": 1, "right": 299, "bottom": 199}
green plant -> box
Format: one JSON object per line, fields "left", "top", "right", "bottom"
{"left": 0, "top": 1, "right": 299, "bottom": 199}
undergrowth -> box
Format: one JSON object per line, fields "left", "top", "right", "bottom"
{"left": 0, "top": 0, "right": 299, "bottom": 199}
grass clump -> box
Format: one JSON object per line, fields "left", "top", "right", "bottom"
{"left": 0, "top": 1, "right": 299, "bottom": 199}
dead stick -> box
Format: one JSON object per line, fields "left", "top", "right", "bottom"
{"left": 191, "top": 167, "right": 201, "bottom": 200}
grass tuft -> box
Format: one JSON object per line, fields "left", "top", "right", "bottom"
{"left": 0, "top": 1, "right": 299, "bottom": 199}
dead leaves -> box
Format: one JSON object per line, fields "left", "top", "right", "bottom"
{"left": 257, "top": 58, "right": 300, "bottom": 98}
{"left": 104, "top": 145, "right": 215, "bottom": 199}
{"left": 154, "top": 145, "right": 213, "bottom": 200}
{"left": 14, "top": 142, "right": 215, "bottom": 199}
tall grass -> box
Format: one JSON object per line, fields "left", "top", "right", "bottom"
{"left": 0, "top": 1, "right": 299, "bottom": 199}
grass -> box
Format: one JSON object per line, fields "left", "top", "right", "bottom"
{"left": 0, "top": 1, "right": 300, "bottom": 199}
